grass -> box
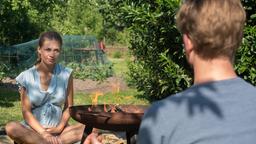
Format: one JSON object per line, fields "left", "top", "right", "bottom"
{"left": 109, "top": 57, "right": 129, "bottom": 77}
{"left": 107, "top": 48, "right": 131, "bottom": 78}
{"left": 0, "top": 89, "right": 22, "bottom": 127}
{"left": 74, "top": 89, "right": 148, "bottom": 106}
{"left": 0, "top": 88, "right": 148, "bottom": 127}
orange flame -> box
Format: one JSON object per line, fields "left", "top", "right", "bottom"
{"left": 90, "top": 91, "right": 103, "bottom": 107}
{"left": 89, "top": 81, "right": 121, "bottom": 112}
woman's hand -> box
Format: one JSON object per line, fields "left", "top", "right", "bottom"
{"left": 46, "top": 136, "right": 62, "bottom": 144}
{"left": 40, "top": 131, "right": 62, "bottom": 144}
{"left": 46, "top": 126, "right": 63, "bottom": 135}
{"left": 84, "top": 133, "right": 102, "bottom": 144}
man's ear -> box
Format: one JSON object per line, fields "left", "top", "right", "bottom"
{"left": 183, "top": 34, "right": 194, "bottom": 64}
{"left": 183, "top": 34, "right": 193, "bottom": 54}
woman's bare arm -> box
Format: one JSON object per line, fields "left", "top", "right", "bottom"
{"left": 20, "top": 87, "right": 46, "bottom": 134}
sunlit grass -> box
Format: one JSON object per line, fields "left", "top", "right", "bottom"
{"left": 74, "top": 89, "right": 148, "bottom": 106}
{"left": 108, "top": 57, "right": 129, "bottom": 77}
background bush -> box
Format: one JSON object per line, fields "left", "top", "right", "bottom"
{"left": 100, "top": 0, "right": 256, "bottom": 101}
{"left": 235, "top": 26, "right": 256, "bottom": 84}
{"left": 66, "top": 62, "right": 113, "bottom": 82}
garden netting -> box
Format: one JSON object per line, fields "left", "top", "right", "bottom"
{"left": 0, "top": 35, "right": 113, "bottom": 80}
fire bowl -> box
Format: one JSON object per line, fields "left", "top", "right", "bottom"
{"left": 69, "top": 104, "right": 148, "bottom": 132}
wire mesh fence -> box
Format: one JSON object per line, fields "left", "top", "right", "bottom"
{"left": 0, "top": 35, "right": 113, "bottom": 80}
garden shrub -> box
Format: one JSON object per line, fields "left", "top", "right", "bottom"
{"left": 100, "top": 0, "right": 256, "bottom": 101}
{"left": 125, "top": 1, "right": 192, "bottom": 101}
{"left": 235, "top": 26, "right": 256, "bottom": 85}
{"left": 99, "top": 0, "right": 192, "bottom": 101}
{"left": 66, "top": 62, "right": 113, "bottom": 82}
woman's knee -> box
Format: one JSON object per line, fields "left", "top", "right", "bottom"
{"left": 5, "top": 121, "right": 21, "bottom": 137}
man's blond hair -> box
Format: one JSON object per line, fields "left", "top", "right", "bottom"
{"left": 176, "top": 0, "right": 246, "bottom": 60}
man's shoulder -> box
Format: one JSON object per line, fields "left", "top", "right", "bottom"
{"left": 145, "top": 92, "right": 186, "bottom": 117}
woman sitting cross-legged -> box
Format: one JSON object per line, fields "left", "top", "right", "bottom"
{"left": 5, "top": 31, "right": 85, "bottom": 144}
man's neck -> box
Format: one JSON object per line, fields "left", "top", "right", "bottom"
{"left": 193, "top": 57, "right": 237, "bottom": 84}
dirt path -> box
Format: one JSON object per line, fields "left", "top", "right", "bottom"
{"left": 73, "top": 77, "right": 129, "bottom": 93}
{"left": 0, "top": 76, "right": 129, "bottom": 93}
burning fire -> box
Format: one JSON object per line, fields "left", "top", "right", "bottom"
{"left": 90, "top": 91, "right": 103, "bottom": 107}
{"left": 88, "top": 81, "right": 123, "bottom": 112}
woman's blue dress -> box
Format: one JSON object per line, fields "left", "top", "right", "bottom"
{"left": 16, "top": 64, "right": 72, "bottom": 128}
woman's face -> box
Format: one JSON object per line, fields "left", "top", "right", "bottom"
{"left": 38, "top": 39, "right": 61, "bottom": 65}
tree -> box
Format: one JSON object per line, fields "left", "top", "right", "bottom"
{"left": 0, "top": 0, "right": 62, "bottom": 46}
{"left": 51, "top": 0, "right": 103, "bottom": 38}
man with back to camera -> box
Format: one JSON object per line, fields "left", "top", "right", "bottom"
{"left": 84, "top": 0, "right": 256, "bottom": 144}
{"left": 138, "top": 0, "right": 256, "bottom": 143}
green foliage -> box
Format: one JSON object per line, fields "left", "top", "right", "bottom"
{"left": 235, "top": 26, "right": 256, "bottom": 84}
{"left": 0, "top": 0, "right": 62, "bottom": 45}
{"left": 100, "top": 0, "right": 256, "bottom": 101}
{"left": 113, "top": 51, "right": 122, "bottom": 58}
{"left": 234, "top": 0, "right": 256, "bottom": 85}
{"left": 115, "top": 29, "right": 131, "bottom": 46}
{"left": 100, "top": 0, "right": 191, "bottom": 101}
{"left": 0, "top": 0, "right": 128, "bottom": 48}
{"left": 96, "top": 0, "right": 132, "bottom": 45}
{"left": 0, "top": 62, "right": 16, "bottom": 80}
{"left": 0, "top": 0, "right": 104, "bottom": 45}
{"left": 0, "top": 63, "right": 7, "bottom": 81}
{"left": 51, "top": 0, "right": 103, "bottom": 37}
{"left": 242, "top": 0, "right": 256, "bottom": 26}
{"left": 67, "top": 62, "right": 113, "bottom": 82}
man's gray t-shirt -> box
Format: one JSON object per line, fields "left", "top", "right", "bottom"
{"left": 138, "top": 77, "right": 256, "bottom": 144}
